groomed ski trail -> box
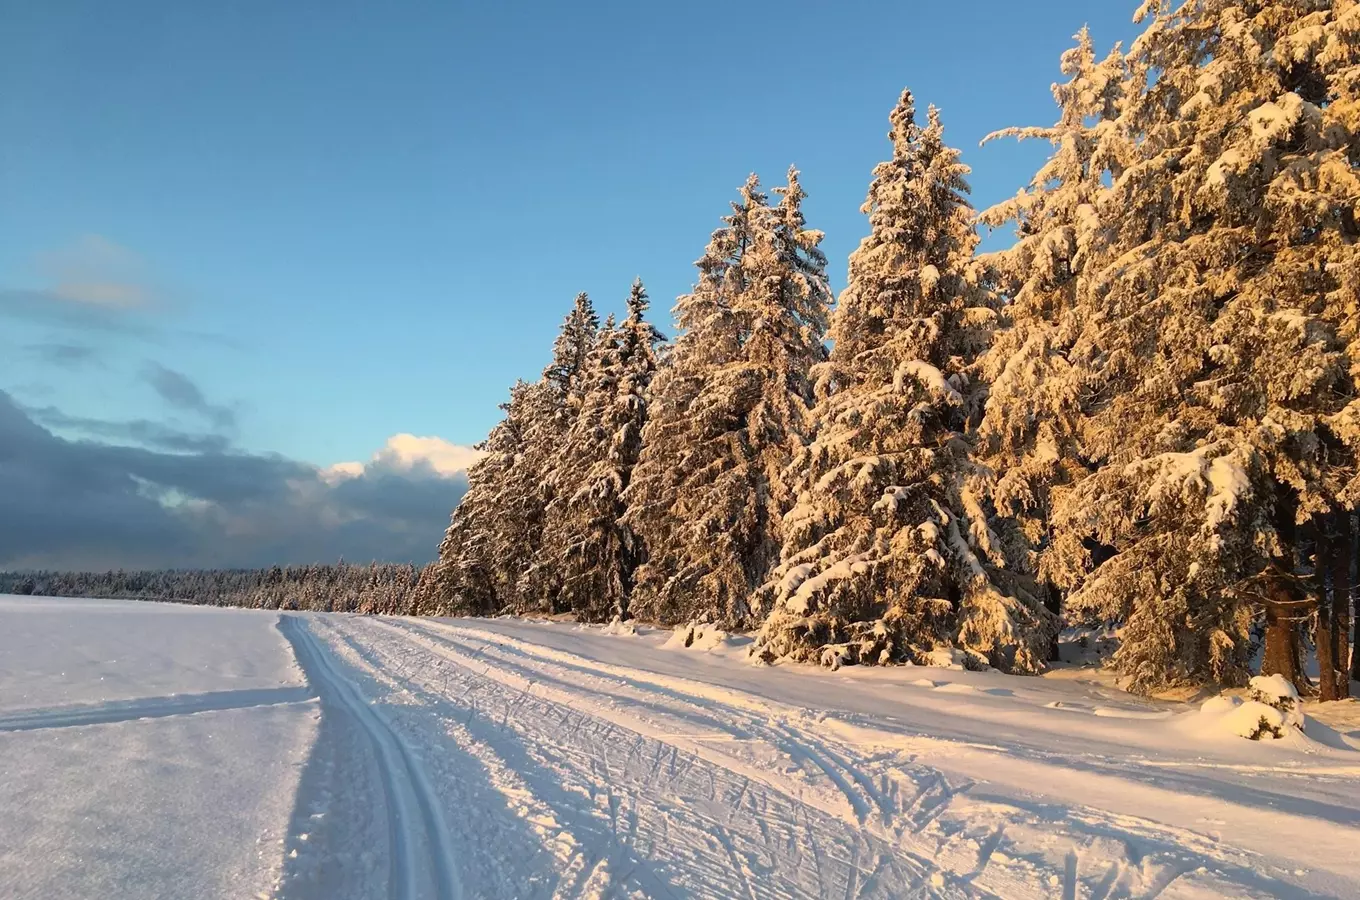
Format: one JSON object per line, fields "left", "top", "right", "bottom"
{"left": 273, "top": 613, "right": 1359, "bottom": 899}
{"left": 367, "top": 618, "right": 1297, "bottom": 898}
{"left": 280, "top": 615, "right": 464, "bottom": 900}
{"left": 309, "top": 614, "right": 943, "bottom": 899}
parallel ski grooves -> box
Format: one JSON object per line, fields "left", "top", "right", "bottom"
{"left": 280, "top": 614, "right": 463, "bottom": 900}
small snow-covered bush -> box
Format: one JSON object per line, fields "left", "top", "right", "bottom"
{"left": 664, "top": 620, "right": 730, "bottom": 652}
{"left": 1193, "top": 679, "right": 1306, "bottom": 741}
{"left": 1221, "top": 699, "right": 1288, "bottom": 740}
{"left": 601, "top": 616, "right": 637, "bottom": 636}
{"left": 1194, "top": 696, "right": 1280, "bottom": 739}
{"left": 1247, "top": 675, "right": 1304, "bottom": 733}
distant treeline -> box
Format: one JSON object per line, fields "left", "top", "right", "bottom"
{"left": 0, "top": 562, "right": 424, "bottom": 614}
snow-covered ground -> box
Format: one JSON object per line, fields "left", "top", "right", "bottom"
{"left": 3, "top": 596, "right": 1359, "bottom": 898}
{"left": 0, "top": 596, "right": 317, "bottom": 899}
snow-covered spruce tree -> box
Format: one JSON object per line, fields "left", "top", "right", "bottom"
{"left": 624, "top": 170, "right": 832, "bottom": 628}
{"left": 411, "top": 513, "right": 474, "bottom": 615}
{"left": 752, "top": 92, "right": 1054, "bottom": 673}
{"left": 420, "top": 294, "right": 601, "bottom": 616}
{"left": 544, "top": 292, "right": 601, "bottom": 400}
{"left": 1042, "top": 0, "right": 1360, "bottom": 693}
{"left": 514, "top": 294, "right": 602, "bottom": 612}
{"left": 973, "top": 29, "right": 1127, "bottom": 639}
{"left": 538, "top": 283, "right": 664, "bottom": 622}
{"left": 414, "top": 379, "right": 538, "bottom": 615}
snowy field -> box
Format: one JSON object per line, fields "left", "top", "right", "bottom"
{"left": 2, "top": 596, "right": 1360, "bottom": 899}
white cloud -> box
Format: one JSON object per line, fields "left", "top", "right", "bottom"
{"left": 36, "top": 235, "right": 156, "bottom": 309}
{"left": 54, "top": 281, "right": 151, "bottom": 308}
{"left": 323, "top": 461, "right": 366, "bottom": 482}
{"left": 324, "top": 433, "right": 484, "bottom": 483}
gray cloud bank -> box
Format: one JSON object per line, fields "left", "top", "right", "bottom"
{"left": 0, "top": 390, "right": 468, "bottom": 570}
{"left": 142, "top": 362, "right": 237, "bottom": 430}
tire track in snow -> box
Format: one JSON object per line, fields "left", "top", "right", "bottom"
{"left": 279, "top": 615, "right": 463, "bottom": 900}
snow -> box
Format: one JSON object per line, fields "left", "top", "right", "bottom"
{"left": 0, "top": 596, "right": 316, "bottom": 900}
{"left": 1251, "top": 673, "right": 1301, "bottom": 702}
{"left": 1187, "top": 695, "right": 1300, "bottom": 741}
{"left": 5, "top": 595, "right": 1360, "bottom": 898}
{"left": 894, "top": 358, "right": 964, "bottom": 405}
{"left": 660, "top": 620, "right": 733, "bottom": 652}
{"left": 785, "top": 552, "right": 872, "bottom": 614}
{"left": 1247, "top": 93, "right": 1306, "bottom": 149}
{"left": 1249, "top": 673, "right": 1307, "bottom": 733}
{"left": 1126, "top": 444, "right": 1252, "bottom": 531}
{"left": 0, "top": 595, "right": 304, "bottom": 712}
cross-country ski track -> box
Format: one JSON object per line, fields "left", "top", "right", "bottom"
{"left": 278, "top": 613, "right": 1360, "bottom": 899}
{"left": 3, "top": 596, "right": 1360, "bottom": 899}
{"left": 280, "top": 615, "right": 463, "bottom": 900}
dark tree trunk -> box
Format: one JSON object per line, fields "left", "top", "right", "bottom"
{"left": 1044, "top": 581, "right": 1062, "bottom": 662}
{"left": 1264, "top": 492, "right": 1307, "bottom": 689}
{"left": 1340, "top": 512, "right": 1357, "bottom": 695}
{"left": 1262, "top": 596, "right": 1303, "bottom": 686}
{"left": 1317, "top": 523, "right": 1339, "bottom": 701}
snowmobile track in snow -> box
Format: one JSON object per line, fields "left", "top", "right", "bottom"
{"left": 280, "top": 615, "right": 464, "bottom": 900}
{"left": 0, "top": 686, "right": 316, "bottom": 732}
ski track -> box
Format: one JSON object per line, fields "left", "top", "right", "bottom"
{"left": 279, "top": 615, "right": 464, "bottom": 900}
{"left": 377, "top": 618, "right": 1321, "bottom": 897}
{"left": 263, "top": 613, "right": 1352, "bottom": 899}
{"left": 0, "top": 686, "right": 315, "bottom": 732}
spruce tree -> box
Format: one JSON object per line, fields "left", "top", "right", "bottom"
{"left": 974, "top": 29, "right": 1126, "bottom": 619}
{"left": 1042, "top": 0, "right": 1360, "bottom": 692}
{"left": 420, "top": 294, "right": 600, "bottom": 616}
{"left": 545, "top": 292, "right": 601, "bottom": 400}
{"left": 514, "top": 294, "right": 602, "bottom": 611}
{"left": 624, "top": 170, "right": 832, "bottom": 628}
{"left": 415, "top": 380, "right": 537, "bottom": 615}
{"left": 539, "top": 283, "right": 664, "bottom": 622}
{"left": 752, "top": 92, "right": 1053, "bottom": 673}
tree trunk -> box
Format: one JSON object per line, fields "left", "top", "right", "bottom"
{"left": 1341, "top": 512, "right": 1357, "bottom": 694}
{"left": 1264, "top": 491, "right": 1308, "bottom": 689}
{"left": 1317, "top": 524, "right": 1339, "bottom": 702}
{"left": 1261, "top": 566, "right": 1313, "bottom": 688}
{"left": 1262, "top": 592, "right": 1305, "bottom": 687}
{"left": 1262, "top": 608, "right": 1300, "bottom": 685}
{"left": 1044, "top": 581, "right": 1062, "bottom": 662}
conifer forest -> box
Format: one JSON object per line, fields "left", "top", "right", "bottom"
{"left": 413, "top": 0, "right": 1360, "bottom": 698}
{"left": 9, "top": 0, "right": 1360, "bottom": 702}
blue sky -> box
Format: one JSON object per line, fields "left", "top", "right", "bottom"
{"left": 0, "top": 1, "right": 1139, "bottom": 566}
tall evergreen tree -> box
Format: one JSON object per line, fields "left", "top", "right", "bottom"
{"left": 420, "top": 294, "right": 600, "bottom": 616}
{"left": 544, "top": 292, "right": 601, "bottom": 402}
{"left": 415, "top": 379, "right": 536, "bottom": 614}
{"left": 538, "top": 283, "right": 664, "bottom": 622}
{"left": 624, "top": 170, "right": 832, "bottom": 628}
{"left": 1041, "top": 0, "right": 1360, "bottom": 692}
{"left": 973, "top": 29, "right": 1128, "bottom": 652}
{"left": 753, "top": 92, "right": 1053, "bottom": 673}
{"left": 513, "top": 294, "right": 602, "bottom": 611}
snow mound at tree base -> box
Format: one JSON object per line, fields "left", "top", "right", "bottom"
{"left": 1194, "top": 695, "right": 1292, "bottom": 740}
{"left": 1189, "top": 677, "right": 1307, "bottom": 741}
{"left": 663, "top": 621, "right": 732, "bottom": 652}
{"left": 598, "top": 616, "right": 637, "bottom": 636}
